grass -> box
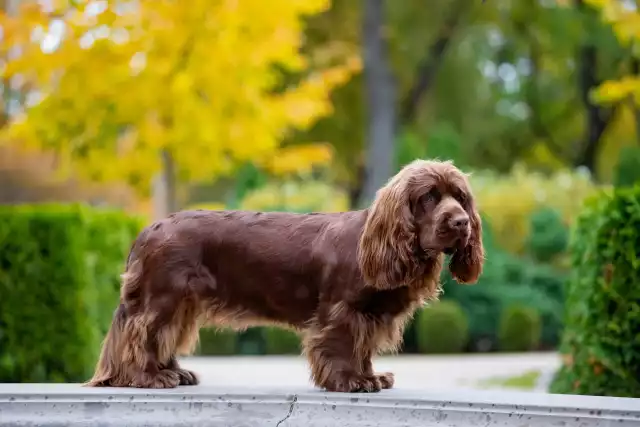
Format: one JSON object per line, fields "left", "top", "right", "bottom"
{"left": 476, "top": 369, "right": 542, "bottom": 390}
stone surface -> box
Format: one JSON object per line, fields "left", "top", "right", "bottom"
{"left": 1, "top": 383, "right": 639, "bottom": 426}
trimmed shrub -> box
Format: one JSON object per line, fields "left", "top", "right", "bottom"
{"left": 263, "top": 327, "right": 301, "bottom": 355}
{"left": 197, "top": 328, "right": 238, "bottom": 356}
{"left": 550, "top": 186, "right": 640, "bottom": 397}
{"left": 498, "top": 305, "right": 542, "bottom": 352}
{"left": 0, "top": 204, "right": 142, "bottom": 382}
{"left": 415, "top": 301, "right": 469, "bottom": 354}
{"left": 525, "top": 265, "right": 565, "bottom": 346}
{"left": 526, "top": 207, "right": 569, "bottom": 263}
{"left": 83, "top": 209, "right": 144, "bottom": 336}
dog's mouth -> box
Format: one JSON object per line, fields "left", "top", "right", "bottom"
{"left": 442, "top": 234, "right": 469, "bottom": 255}
{"left": 424, "top": 231, "right": 469, "bottom": 257}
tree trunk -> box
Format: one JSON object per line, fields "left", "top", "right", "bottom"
{"left": 359, "top": 0, "right": 396, "bottom": 208}
{"left": 152, "top": 149, "right": 178, "bottom": 220}
{"left": 574, "top": 0, "right": 616, "bottom": 176}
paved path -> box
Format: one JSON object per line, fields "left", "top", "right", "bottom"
{"left": 180, "top": 352, "right": 560, "bottom": 393}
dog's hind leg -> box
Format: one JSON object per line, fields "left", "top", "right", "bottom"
{"left": 163, "top": 307, "right": 201, "bottom": 386}
{"left": 86, "top": 262, "right": 181, "bottom": 388}
{"left": 126, "top": 279, "right": 205, "bottom": 388}
{"left": 122, "top": 311, "right": 181, "bottom": 388}
{"left": 94, "top": 259, "right": 207, "bottom": 388}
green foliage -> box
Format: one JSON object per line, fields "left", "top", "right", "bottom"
{"left": 395, "top": 124, "right": 465, "bottom": 172}
{"left": 526, "top": 207, "right": 569, "bottom": 263}
{"left": 263, "top": 327, "right": 302, "bottom": 355}
{"left": 414, "top": 301, "right": 469, "bottom": 354}
{"left": 197, "top": 328, "right": 238, "bottom": 356}
{"left": 470, "top": 166, "right": 600, "bottom": 256}
{"left": 614, "top": 146, "right": 640, "bottom": 188}
{"left": 550, "top": 186, "right": 640, "bottom": 397}
{"left": 0, "top": 204, "right": 142, "bottom": 382}
{"left": 498, "top": 305, "right": 542, "bottom": 352}
{"left": 240, "top": 179, "right": 349, "bottom": 213}
{"left": 83, "top": 210, "right": 145, "bottom": 336}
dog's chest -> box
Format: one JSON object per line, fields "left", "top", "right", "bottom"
{"left": 354, "top": 286, "right": 423, "bottom": 319}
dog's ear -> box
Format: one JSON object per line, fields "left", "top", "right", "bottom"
{"left": 357, "top": 178, "right": 420, "bottom": 289}
{"left": 449, "top": 201, "right": 484, "bottom": 284}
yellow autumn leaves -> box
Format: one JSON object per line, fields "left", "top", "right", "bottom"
{"left": 0, "top": 0, "right": 361, "bottom": 193}
{"left": 586, "top": 0, "right": 640, "bottom": 45}
{"left": 586, "top": 0, "right": 640, "bottom": 105}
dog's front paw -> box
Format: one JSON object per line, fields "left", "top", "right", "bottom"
{"left": 324, "top": 373, "right": 382, "bottom": 393}
{"left": 130, "top": 369, "right": 180, "bottom": 389}
{"left": 175, "top": 368, "right": 199, "bottom": 386}
{"left": 375, "top": 372, "right": 394, "bottom": 389}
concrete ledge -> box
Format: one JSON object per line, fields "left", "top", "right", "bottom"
{"left": 1, "top": 384, "right": 639, "bottom": 426}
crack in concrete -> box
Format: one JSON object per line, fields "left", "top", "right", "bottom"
{"left": 275, "top": 395, "right": 298, "bottom": 427}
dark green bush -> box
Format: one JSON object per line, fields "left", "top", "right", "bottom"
{"left": 525, "top": 265, "right": 565, "bottom": 346}
{"left": 415, "top": 300, "right": 469, "bottom": 353}
{"left": 498, "top": 304, "right": 542, "bottom": 352}
{"left": 550, "top": 187, "right": 640, "bottom": 397}
{"left": 526, "top": 207, "right": 569, "bottom": 263}
{"left": 237, "top": 328, "right": 267, "bottom": 355}
{"left": 197, "top": 328, "right": 238, "bottom": 355}
{"left": 0, "top": 204, "right": 142, "bottom": 382}
{"left": 263, "top": 327, "right": 301, "bottom": 355}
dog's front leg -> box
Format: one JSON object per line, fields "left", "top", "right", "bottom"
{"left": 304, "top": 320, "right": 382, "bottom": 393}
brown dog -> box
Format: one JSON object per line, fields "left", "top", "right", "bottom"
{"left": 86, "top": 159, "right": 484, "bottom": 392}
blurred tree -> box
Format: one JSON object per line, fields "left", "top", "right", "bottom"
{"left": 286, "top": 0, "right": 636, "bottom": 203}
{"left": 360, "top": 0, "right": 395, "bottom": 208}
{"left": 297, "top": 0, "right": 477, "bottom": 207}
{"left": 0, "top": 0, "right": 360, "bottom": 216}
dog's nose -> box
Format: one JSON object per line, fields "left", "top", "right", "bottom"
{"left": 449, "top": 215, "right": 469, "bottom": 230}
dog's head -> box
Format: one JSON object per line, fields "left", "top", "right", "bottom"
{"left": 357, "top": 159, "right": 484, "bottom": 289}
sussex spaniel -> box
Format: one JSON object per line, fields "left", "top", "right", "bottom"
{"left": 86, "top": 159, "right": 484, "bottom": 392}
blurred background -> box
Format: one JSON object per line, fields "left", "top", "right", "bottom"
{"left": 1, "top": 0, "right": 639, "bottom": 397}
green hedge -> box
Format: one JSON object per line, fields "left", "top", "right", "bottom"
{"left": 197, "top": 328, "right": 238, "bottom": 355}
{"left": 550, "top": 187, "right": 640, "bottom": 397}
{"left": 263, "top": 327, "right": 301, "bottom": 355}
{"left": 526, "top": 207, "right": 569, "bottom": 263}
{"left": 498, "top": 304, "right": 542, "bottom": 352}
{"left": 414, "top": 301, "right": 469, "bottom": 354}
{"left": 0, "top": 204, "right": 142, "bottom": 382}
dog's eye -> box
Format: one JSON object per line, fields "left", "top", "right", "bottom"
{"left": 423, "top": 189, "right": 440, "bottom": 204}
{"left": 455, "top": 192, "right": 468, "bottom": 205}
